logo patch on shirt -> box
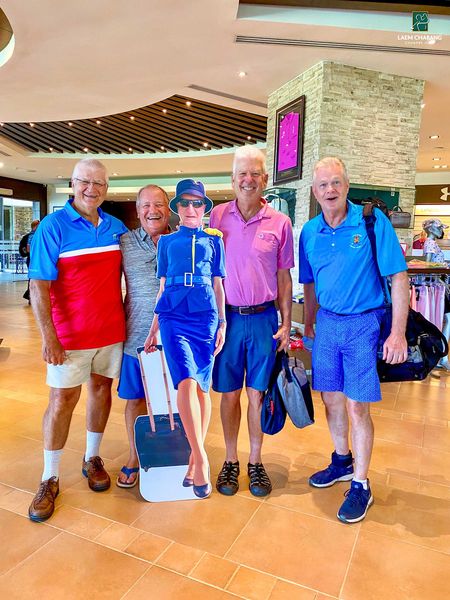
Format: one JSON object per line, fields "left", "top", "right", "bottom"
{"left": 350, "top": 233, "right": 363, "bottom": 249}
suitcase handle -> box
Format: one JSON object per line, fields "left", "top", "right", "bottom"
{"left": 138, "top": 346, "right": 176, "bottom": 433}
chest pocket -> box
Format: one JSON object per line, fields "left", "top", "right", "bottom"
{"left": 254, "top": 231, "right": 277, "bottom": 253}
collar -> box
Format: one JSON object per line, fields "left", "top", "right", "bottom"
{"left": 178, "top": 225, "right": 203, "bottom": 236}
{"left": 65, "top": 199, "right": 105, "bottom": 223}
{"left": 229, "top": 198, "right": 270, "bottom": 224}
{"left": 318, "top": 200, "right": 363, "bottom": 232}
{"left": 138, "top": 225, "right": 171, "bottom": 242}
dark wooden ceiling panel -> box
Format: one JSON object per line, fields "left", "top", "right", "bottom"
{"left": 0, "top": 95, "right": 267, "bottom": 154}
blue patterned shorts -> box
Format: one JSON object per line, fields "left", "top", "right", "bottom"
{"left": 312, "top": 308, "right": 383, "bottom": 402}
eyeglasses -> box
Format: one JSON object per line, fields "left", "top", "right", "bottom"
{"left": 178, "top": 199, "right": 205, "bottom": 208}
{"left": 72, "top": 177, "right": 107, "bottom": 189}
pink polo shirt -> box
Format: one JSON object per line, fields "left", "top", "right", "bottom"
{"left": 209, "top": 199, "right": 294, "bottom": 306}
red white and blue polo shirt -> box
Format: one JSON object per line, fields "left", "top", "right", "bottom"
{"left": 29, "top": 200, "right": 128, "bottom": 350}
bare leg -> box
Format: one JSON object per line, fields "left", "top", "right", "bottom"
{"left": 43, "top": 386, "right": 82, "bottom": 449}
{"left": 220, "top": 389, "right": 242, "bottom": 462}
{"left": 185, "top": 385, "right": 212, "bottom": 480}
{"left": 322, "top": 391, "right": 350, "bottom": 455}
{"left": 177, "top": 378, "right": 209, "bottom": 486}
{"left": 347, "top": 399, "right": 373, "bottom": 480}
{"left": 86, "top": 373, "right": 112, "bottom": 433}
{"left": 117, "top": 398, "right": 146, "bottom": 485}
{"left": 246, "top": 387, "right": 264, "bottom": 464}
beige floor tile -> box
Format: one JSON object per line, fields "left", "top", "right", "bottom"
{"left": 0, "top": 488, "right": 34, "bottom": 516}
{"left": 190, "top": 553, "right": 238, "bottom": 589}
{"left": 59, "top": 479, "right": 152, "bottom": 524}
{"left": 418, "top": 480, "right": 450, "bottom": 501}
{"left": 156, "top": 541, "right": 204, "bottom": 575}
{"left": 226, "top": 504, "right": 357, "bottom": 597}
{"left": 423, "top": 423, "right": 450, "bottom": 453}
{"left": 362, "top": 483, "right": 450, "bottom": 554}
{"left": 420, "top": 448, "right": 450, "bottom": 486}
{"left": 123, "top": 565, "right": 233, "bottom": 599}
{"left": 342, "top": 530, "right": 450, "bottom": 600}
{"left": 48, "top": 504, "right": 112, "bottom": 540}
{"left": 124, "top": 531, "right": 172, "bottom": 562}
{"left": 395, "top": 387, "right": 450, "bottom": 420}
{"left": 0, "top": 531, "right": 149, "bottom": 599}
{"left": 267, "top": 462, "right": 352, "bottom": 522}
{"left": 132, "top": 493, "right": 260, "bottom": 555}
{"left": 372, "top": 414, "right": 424, "bottom": 446}
{"left": 227, "top": 566, "right": 277, "bottom": 600}
{"left": 370, "top": 439, "right": 422, "bottom": 477}
{"left": 268, "top": 579, "right": 316, "bottom": 600}
{"left": 0, "top": 509, "right": 59, "bottom": 576}
{"left": 95, "top": 522, "right": 142, "bottom": 551}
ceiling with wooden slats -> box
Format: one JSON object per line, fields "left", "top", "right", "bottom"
{"left": 0, "top": 95, "right": 267, "bottom": 155}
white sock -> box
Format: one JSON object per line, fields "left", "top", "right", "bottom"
{"left": 42, "top": 449, "right": 63, "bottom": 481}
{"left": 85, "top": 431, "right": 103, "bottom": 461}
{"left": 353, "top": 478, "right": 368, "bottom": 490}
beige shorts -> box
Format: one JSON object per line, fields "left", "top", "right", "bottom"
{"left": 46, "top": 342, "right": 123, "bottom": 389}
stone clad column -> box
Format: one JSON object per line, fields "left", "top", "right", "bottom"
{"left": 266, "top": 61, "right": 424, "bottom": 251}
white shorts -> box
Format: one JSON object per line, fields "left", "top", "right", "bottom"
{"left": 46, "top": 342, "right": 123, "bottom": 389}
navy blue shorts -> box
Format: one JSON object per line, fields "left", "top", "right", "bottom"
{"left": 212, "top": 306, "right": 278, "bottom": 393}
{"left": 117, "top": 352, "right": 145, "bottom": 400}
{"left": 312, "top": 308, "right": 383, "bottom": 403}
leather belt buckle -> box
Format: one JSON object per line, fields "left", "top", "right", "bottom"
{"left": 239, "top": 306, "right": 250, "bottom": 315}
{"left": 184, "top": 273, "right": 193, "bottom": 287}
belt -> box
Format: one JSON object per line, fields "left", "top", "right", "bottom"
{"left": 226, "top": 300, "right": 275, "bottom": 315}
{"left": 165, "top": 274, "right": 211, "bottom": 287}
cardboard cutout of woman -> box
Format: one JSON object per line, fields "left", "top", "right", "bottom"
{"left": 144, "top": 180, "right": 226, "bottom": 498}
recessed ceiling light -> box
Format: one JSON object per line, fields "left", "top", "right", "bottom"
{"left": 83, "top": 147, "right": 89, "bottom": 152}
{"left": 433, "top": 165, "right": 440, "bottom": 169}
{"left": 130, "top": 116, "right": 135, "bottom": 121}
{"left": 0, "top": 122, "right": 4, "bottom": 126}
{"left": 112, "top": 172, "right": 118, "bottom": 176}
{"left": 128, "top": 147, "right": 133, "bottom": 152}
{"left": 48, "top": 147, "right": 53, "bottom": 151}
{"left": 429, "top": 134, "right": 439, "bottom": 139}
{"left": 224, "top": 196, "right": 227, "bottom": 199}
{"left": 162, "top": 109, "right": 167, "bottom": 114}
{"left": 442, "top": 165, "right": 448, "bottom": 169}
{"left": 186, "top": 101, "right": 192, "bottom": 107}
{"left": 176, "top": 170, "right": 182, "bottom": 173}
{"left": 0, "top": 162, "right": 4, "bottom": 168}
{"left": 68, "top": 122, "right": 73, "bottom": 127}
{"left": 57, "top": 175, "right": 63, "bottom": 179}
{"left": 29, "top": 122, "right": 35, "bottom": 127}
{"left": 247, "top": 136, "right": 251, "bottom": 141}
{"left": 421, "top": 102, "right": 426, "bottom": 109}
{"left": 432, "top": 157, "right": 441, "bottom": 161}
{"left": 203, "top": 142, "right": 208, "bottom": 147}
{"left": 160, "top": 146, "right": 165, "bottom": 150}
{"left": 238, "top": 71, "right": 247, "bottom": 78}
{"left": 96, "top": 120, "right": 101, "bottom": 125}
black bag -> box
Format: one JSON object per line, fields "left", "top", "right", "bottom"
{"left": 364, "top": 208, "right": 448, "bottom": 382}
{"left": 261, "top": 350, "right": 287, "bottom": 435}
{"left": 18, "top": 233, "right": 29, "bottom": 258}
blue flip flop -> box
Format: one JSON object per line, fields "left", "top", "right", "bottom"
{"left": 116, "top": 466, "right": 139, "bottom": 488}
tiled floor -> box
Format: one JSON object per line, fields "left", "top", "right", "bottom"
{"left": 0, "top": 281, "right": 449, "bottom": 599}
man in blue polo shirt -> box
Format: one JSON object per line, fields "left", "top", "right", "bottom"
{"left": 299, "top": 157, "right": 409, "bottom": 523}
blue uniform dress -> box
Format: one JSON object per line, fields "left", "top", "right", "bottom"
{"left": 155, "top": 226, "right": 226, "bottom": 391}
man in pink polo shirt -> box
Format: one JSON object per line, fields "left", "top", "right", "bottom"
{"left": 210, "top": 146, "right": 294, "bottom": 497}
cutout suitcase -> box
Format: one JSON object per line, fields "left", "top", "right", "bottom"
{"left": 135, "top": 345, "right": 196, "bottom": 502}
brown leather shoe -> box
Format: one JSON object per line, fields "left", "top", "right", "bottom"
{"left": 28, "top": 477, "right": 59, "bottom": 522}
{"left": 82, "top": 456, "right": 110, "bottom": 491}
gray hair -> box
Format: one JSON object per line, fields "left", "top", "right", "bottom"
{"left": 72, "top": 158, "right": 109, "bottom": 183}
{"left": 313, "top": 157, "right": 349, "bottom": 183}
{"left": 136, "top": 184, "right": 169, "bottom": 208}
{"left": 232, "top": 145, "right": 267, "bottom": 175}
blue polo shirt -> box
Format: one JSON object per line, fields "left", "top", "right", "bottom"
{"left": 299, "top": 201, "right": 407, "bottom": 315}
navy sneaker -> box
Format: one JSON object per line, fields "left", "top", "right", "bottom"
{"left": 309, "top": 451, "right": 354, "bottom": 488}
{"left": 337, "top": 480, "right": 373, "bottom": 523}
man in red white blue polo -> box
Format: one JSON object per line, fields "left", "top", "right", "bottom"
{"left": 28, "top": 159, "right": 127, "bottom": 522}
